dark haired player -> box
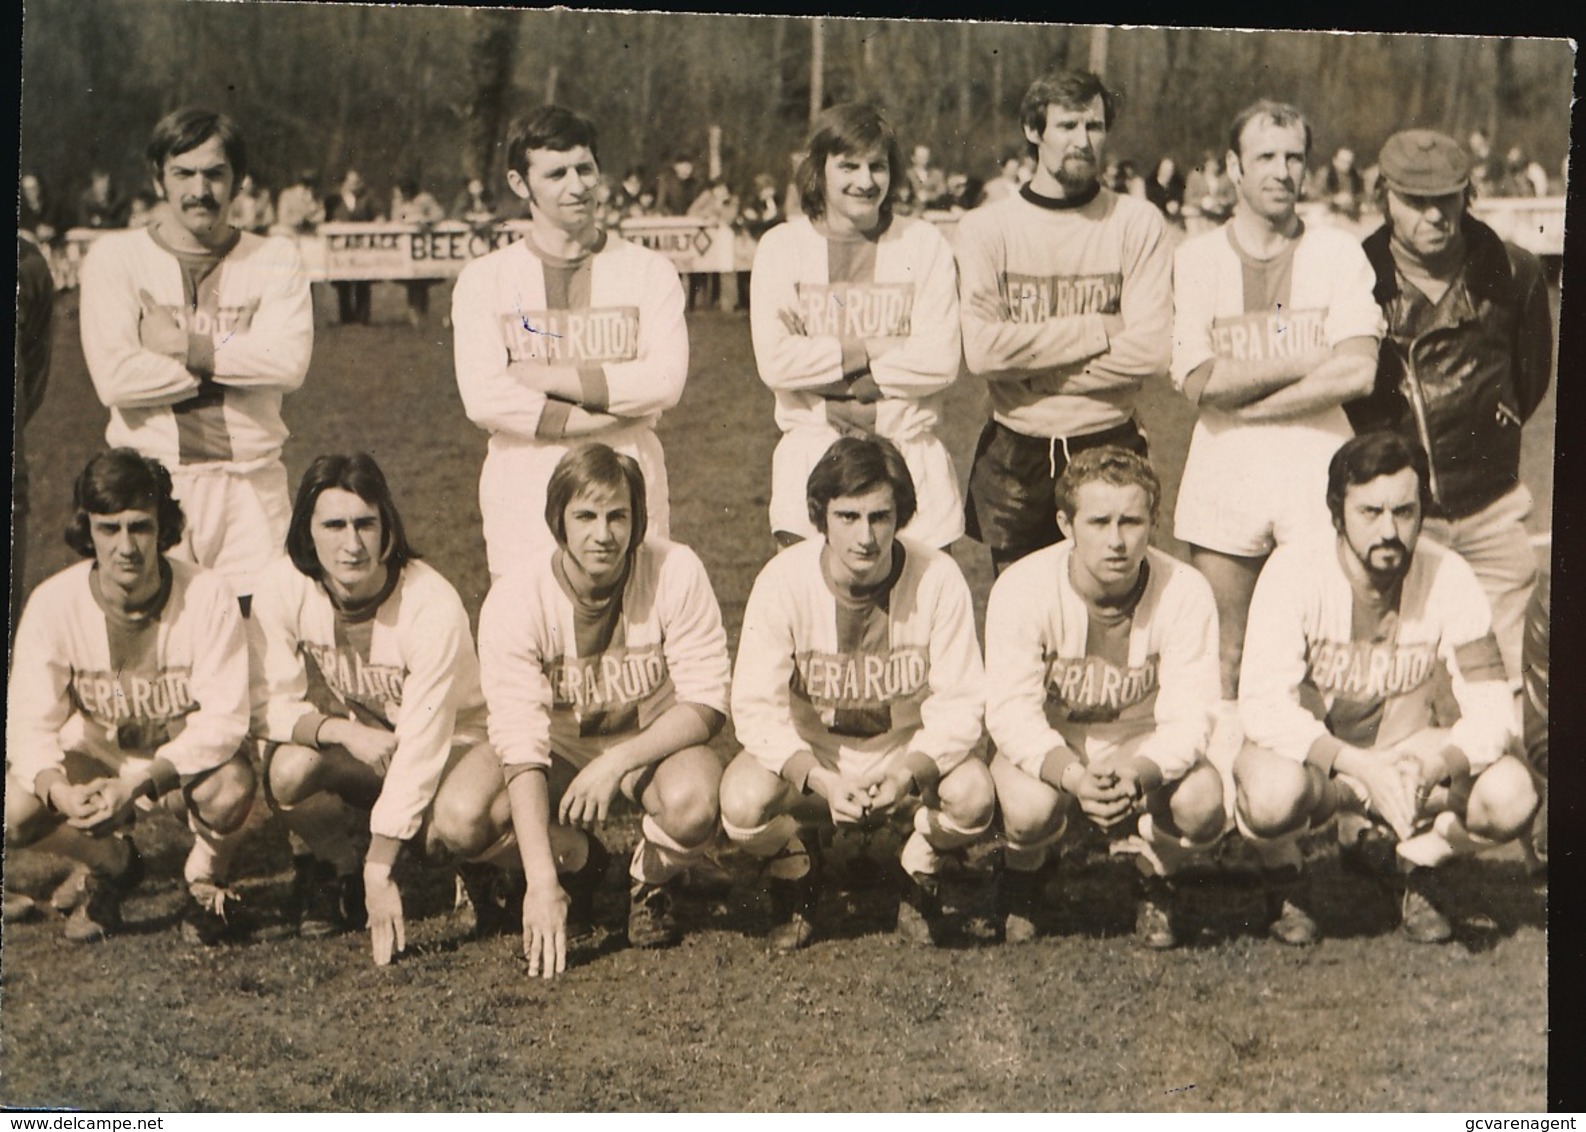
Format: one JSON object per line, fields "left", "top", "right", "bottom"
{"left": 452, "top": 104, "right": 689, "bottom": 578}
{"left": 251, "top": 454, "right": 490, "bottom": 965}
{"left": 79, "top": 108, "right": 312, "bottom": 612}
{"left": 5, "top": 450, "right": 255, "bottom": 944}
{"left": 956, "top": 70, "right": 1172, "bottom": 576}
{"left": 749, "top": 102, "right": 964, "bottom": 549}
{"left": 444, "top": 445, "right": 731, "bottom": 977}
{"left": 985, "top": 447, "right": 1223, "bottom": 948}
{"left": 1235, "top": 432, "right": 1535, "bottom": 945}
{"left": 722, "top": 437, "right": 993, "bottom": 950}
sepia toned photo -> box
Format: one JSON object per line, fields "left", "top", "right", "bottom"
{"left": 6, "top": 1, "right": 1570, "bottom": 1113}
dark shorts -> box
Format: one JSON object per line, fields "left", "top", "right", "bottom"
{"left": 964, "top": 418, "right": 1148, "bottom": 571}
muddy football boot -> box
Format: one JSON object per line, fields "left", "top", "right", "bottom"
{"left": 1400, "top": 866, "right": 1453, "bottom": 944}
{"left": 766, "top": 838, "right": 821, "bottom": 953}
{"left": 64, "top": 840, "right": 144, "bottom": 944}
{"left": 895, "top": 871, "right": 946, "bottom": 947}
{"left": 1261, "top": 866, "right": 1319, "bottom": 947}
{"left": 562, "top": 834, "right": 612, "bottom": 943}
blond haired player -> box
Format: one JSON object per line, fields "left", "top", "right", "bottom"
{"left": 439, "top": 445, "right": 732, "bottom": 977}
{"left": 722, "top": 437, "right": 993, "bottom": 950}
{"left": 986, "top": 447, "right": 1224, "bottom": 948}
{"left": 1235, "top": 432, "right": 1535, "bottom": 945}
{"left": 452, "top": 104, "right": 689, "bottom": 578}
{"left": 750, "top": 102, "right": 963, "bottom": 548}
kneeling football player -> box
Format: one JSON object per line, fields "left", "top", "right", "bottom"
{"left": 252, "top": 453, "right": 491, "bottom": 965}
{"left": 1236, "top": 432, "right": 1536, "bottom": 945}
{"left": 722, "top": 436, "right": 994, "bottom": 950}
{"left": 5, "top": 450, "right": 256, "bottom": 945}
{"left": 442, "top": 444, "right": 732, "bottom": 979}
{"left": 985, "top": 446, "right": 1225, "bottom": 948}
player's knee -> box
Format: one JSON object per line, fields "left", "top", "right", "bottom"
{"left": 718, "top": 752, "right": 783, "bottom": 829}
{"left": 430, "top": 782, "right": 503, "bottom": 860}
{"left": 191, "top": 758, "right": 257, "bottom": 835}
{"left": 1168, "top": 765, "right": 1225, "bottom": 844}
{"left": 266, "top": 743, "right": 322, "bottom": 808}
{"left": 993, "top": 770, "right": 1065, "bottom": 846}
{"left": 1464, "top": 756, "right": 1539, "bottom": 843}
{"left": 652, "top": 772, "right": 721, "bottom": 848}
{"left": 4, "top": 775, "right": 56, "bottom": 845}
{"left": 1234, "top": 749, "right": 1313, "bottom": 838}
{"left": 938, "top": 759, "right": 996, "bottom": 831}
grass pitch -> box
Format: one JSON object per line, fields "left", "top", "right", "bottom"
{"left": 1, "top": 281, "right": 1553, "bottom": 1111}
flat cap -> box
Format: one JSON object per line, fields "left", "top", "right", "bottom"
{"left": 1378, "top": 129, "right": 1471, "bottom": 196}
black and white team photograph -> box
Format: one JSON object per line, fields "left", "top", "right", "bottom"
{"left": 5, "top": 0, "right": 1576, "bottom": 1116}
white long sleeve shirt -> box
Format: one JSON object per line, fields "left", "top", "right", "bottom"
{"left": 1240, "top": 538, "right": 1514, "bottom": 776}
{"left": 7, "top": 559, "right": 249, "bottom": 791}
{"left": 251, "top": 558, "right": 487, "bottom": 843}
{"left": 749, "top": 214, "right": 961, "bottom": 444}
{"left": 731, "top": 538, "right": 984, "bottom": 783}
{"left": 478, "top": 539, "right": 732, "bottom": 773}
{"left": 955, "top": 187, "right": 1172, "bottom": 439}
{"left": 79, "top": 226, "right": 312, "bottom": 472}
{"left": 451, "top": 232, "right": 688, "bottom": 446}
{"left": 985, "top": 543, "right": 1219, "bottom": 786}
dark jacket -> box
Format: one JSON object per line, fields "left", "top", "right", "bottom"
{"left": 1350, "top": 216, "right": 1552, "bottom": 519}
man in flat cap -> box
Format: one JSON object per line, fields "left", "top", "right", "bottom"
{"left": 1348, "top": 128, "right": 1553, "bottom": 685}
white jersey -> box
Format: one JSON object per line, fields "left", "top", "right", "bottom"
{"left": 955, "top": 187, "right": 1173, "bottom": 439}
{"left": 731, "top": 537, "right": 984, "bottom": 780}
{"left": 750, "top": 215, "right": 964, "bottom": 545}
{"left": 79, "top": 225, "right": 312, "bottom": 473}
{"left": 1171, "top": 222, "right": 1384, "bottom": 472}
{"left": 452, "top": 232, "right": 688, "bottom": 569}
{"left": 985, "top": 543, "right": 1219, "bottom": 785}
{"left": 251, "top": 558, "right": 487, "bottom": 843}
{"left": 478, "top": 538, "right": 731, "bottom": 773}
{"left": 1240, "top": 538, "right": 1514, "bottom": 775}
{"left": 7, "top": 559, "right": 249, "bottom": 790}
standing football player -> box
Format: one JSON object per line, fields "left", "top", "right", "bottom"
{"left": 985, "top": 447, "right": 1224, "bottom": 948}
{"left": 1170, "top": 100, "right": 1383, "bottom": 776}
{"left": 750, "top": 102, "right": 964, "bottom": 549}
{"left": 1348, "top": 129, "right": 1553, "bottom": 682}
{"left": 452, "top": 105, "right": 689, "bottom": 578}
{"left": 955, "top": 70, "right": 1172, "bottom": 576}
{"left": 722, "top": 437, "right": 993, "bottom": 950}
{"left": 5, "top": 450, "right": 256, "bottom": 944}
{"left": 1235, "top": 432, "right": 1535, "bottom": 944}
{"left": 251, "top": 454, "right": 490, "bottom": 965}
{"left": 78, "top": 108, "right": 313, "bottom": 613}
{"left": 439, "top": 445, "right": 731, "bottom": 977}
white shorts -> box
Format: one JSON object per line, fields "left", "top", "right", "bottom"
{"left": 167, "top": 462, "right": 290, "bottom": 600}
{"left": 1173, "top": 413, "right": 1350, "bottom": 558}
{"left": 768, "top": 427, "right": 964, "bottom": 548}
{"left": 479, "top": 426, "right": 670, "bottom": 579}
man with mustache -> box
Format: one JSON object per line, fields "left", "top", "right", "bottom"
{"left": 955, "top": 70, "right": 1173, "bottom": 577}
{"left": 1169, "top": 100, "right": 1382, "bottom": 798}
{"left": 79, "top": 108, "right": 313, "bottom": 615}
{"left": 1233, "top": 432, "right": 1535, "bottom": 945}
{"left": 1347, "top": 129, "right": 1553, "bottom": 685}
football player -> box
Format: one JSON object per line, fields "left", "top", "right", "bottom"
{"left": 437, "top": 444, "right": 732, "bottom": 977}
{"left": 985, "top": 447, "right": 1224, "bottom": 947}
{"left": 251, "top": 454, "right": 490, "bottom": 965}
{"left": 5, "top": 450, "right": 255, "bottom": 944}
{"left": 722, "top": 436, "right": 993, "bottom": 949}
{"left": 79, "top": 108, "right": 312, "bottom": 613}
{"left": 750, "top": 102, "right": 964, "bottom": 549}
{"left": 452, "top": 104, "right": 689, "bottom": 579}
{"left": 1235, "top": 432, "right": 1536, "bottom": 944}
